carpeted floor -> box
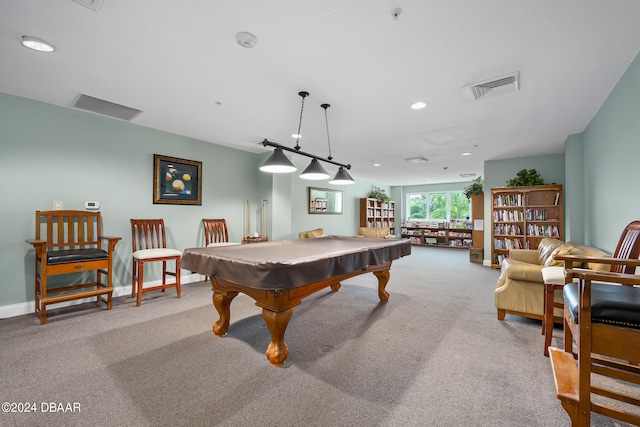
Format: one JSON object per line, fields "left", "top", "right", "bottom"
{"left": 0, "top": 246, "right": 634, "bottom": 426}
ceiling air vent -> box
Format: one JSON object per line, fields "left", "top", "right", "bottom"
{"left": 71, "top": 0, "right": 104, "bottom": 11}
{"left": 468, "top": 72, "right": 520, "bottom": 100}
{"left": 71, "top": 94, "right": 142, "bottom": 121}
{"left": 405, "top": 156, "right": 428, "bottom": 164}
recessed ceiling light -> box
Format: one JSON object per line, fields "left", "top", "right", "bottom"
{"left": 21, "top": 36, "right": 55, "bottom": 52}
{"left": 236, "top": 32, "right": 257, "bottom": 48}
{"left": 372, "top": 163, "right": 381, "bottom": 167}
{"left": 461, "top": 152, "right": 471, "bottom": 156}
{"left": 410, "top": 101, "right": 427, "bottom": 110}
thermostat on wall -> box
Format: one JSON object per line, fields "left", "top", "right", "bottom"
{"left": 85, "top": 201, "right": 100, "bottom": 210}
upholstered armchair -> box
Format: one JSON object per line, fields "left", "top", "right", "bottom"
{"left": 494, "top": 237, "right": 610, "bottom": 321}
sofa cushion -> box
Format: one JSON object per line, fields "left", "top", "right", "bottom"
{"left": 298, "top": 228, "right": 325, "bottom": 239}
{"left": 545, "top": 243, "right": 583, "bottom": 267}
{"left": 358, "top": 227, "right": 391, "bottom": 238}
{"left": 537, "top": 238, "right": 565, "bottom": 265}
{"left": 576, "top": 244, "right": 612, "bottom": 272}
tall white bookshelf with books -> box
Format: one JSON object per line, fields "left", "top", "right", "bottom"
{"left": 490, "top": 184, "right": 563, "bottom": 268}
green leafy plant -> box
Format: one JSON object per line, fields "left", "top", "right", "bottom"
{"left": 463, "top": 176, "right": 484, "bottom": 200}
{"left": 507, "top": 169, "right": 546, "bottom": 187}
{"left": 368, "top": 186, "right": 390, "bottom": 204}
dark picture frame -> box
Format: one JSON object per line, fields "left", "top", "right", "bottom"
{"left": 153, "top": 154, "right": 202, "bottom": 205}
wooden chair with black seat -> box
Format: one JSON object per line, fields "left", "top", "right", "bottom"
{"left": 27, "top": 210, "right": 121, "bottom": 324}
{"left": 547, "top": 221, "right": 640, "bottom": 425}
{"left": 542, "top": 220, "right": 640, "bottom": 356}
{"left": 130, "top": 219, "right": 182, "bottom": 307}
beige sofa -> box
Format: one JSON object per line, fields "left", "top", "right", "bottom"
{"left": 357, "top": 227, "right": 395, "bottom": 239}
{"left": 495, "top": 237, "right": 610, "bottom": 321}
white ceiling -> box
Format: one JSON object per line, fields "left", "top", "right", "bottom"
{"left": 2, "top": 0, "right": 640, "bottom": 186}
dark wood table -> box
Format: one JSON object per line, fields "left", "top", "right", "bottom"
{"left": 182, "top": 236, "right": 411, "bottom": 366}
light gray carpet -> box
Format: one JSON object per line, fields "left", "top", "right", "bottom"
{"left": 0, "top": 246, "right": 634, "bottom": 426}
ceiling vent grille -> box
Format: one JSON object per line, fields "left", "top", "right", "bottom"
{"left": 72, "top": 0, "right": 104, "bottom": 11}
{"left": 71, "top": 94, "right": 142, "bottom": 121}
{"left": 405, "top": 156, "right": 428, "bottom": 164}
{"left": 468, "top": 72, "right": 520, "bottom": 100}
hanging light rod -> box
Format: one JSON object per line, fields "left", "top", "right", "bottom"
{"left": 260, "top": 139, "right": 351, "bottom": 170}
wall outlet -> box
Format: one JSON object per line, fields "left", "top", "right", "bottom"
{"left": 52, "top": 200, "right": 63, "bottom": 210}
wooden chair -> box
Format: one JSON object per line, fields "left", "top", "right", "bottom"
{"left": 549, "top": 270, "right": 640, "bottom": 426}
{"left": 544, "top": 220, "right": 640, "bottom": 355}
{"left": 202, "top": 218, "right": 240, "bottom": 247}
{"left": 130, "top": 219, "right": 181, "bottom": 306}
{"left": 27, "top": 210, "right": 120, "bottom": 324}
{"left": 547, "top": 221, "right": 640, "bottom": 425}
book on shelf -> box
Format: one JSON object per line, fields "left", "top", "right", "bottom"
{"left": 493, "top": 194, "right": 522, "bottom": 207}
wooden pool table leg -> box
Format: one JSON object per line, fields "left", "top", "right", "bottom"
{"left": 212, "top": 290, "right": 238, "bottom": 336}
{"left": 373, "top": 269, "right": 390, "bottom": 302}
{"left": 262, "top": 307, "right": 293, "bottom": 367}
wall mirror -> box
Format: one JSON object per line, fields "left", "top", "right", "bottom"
{"left": 308, "top": 187, "right": 343, "bottom": 214}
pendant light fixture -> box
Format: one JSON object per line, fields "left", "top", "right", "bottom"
{"left": 260, "top": 91, "right": 353, "bottom": 183}
{"left": 300, "top": 158, "right": 330, "bottom": 180}
{"left": 295, "top": 92, "right": 330, "bottom": 180}
{"left": 322, "top": 103, "right": 355, "bottom": 185}
{"left": 259, "top": 147, "right": 297, "bottom": 173}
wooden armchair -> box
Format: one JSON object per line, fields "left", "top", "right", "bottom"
{"left": 130, "top": 219, "right": 182, "bottom": 306}
{"left": 545, "top": 220, "right": 640, "bottom": 354}
{"left": 549, "top": 270, "right": 640, "bottom": 426}
{"left": 547, "top": 221, "right": 640, "bottom": 425}
{"left": 27, "top": 210, "right": 120, "bottom": 324}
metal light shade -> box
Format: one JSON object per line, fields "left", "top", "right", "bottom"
{"left": 300, "top": 158, "right": 330, "bottom": 180}
{"left": 329, "top": 167, "right": 355, "bottom": 185}
{"left": 259, "top": 148, "right": 297, "bottom": 173}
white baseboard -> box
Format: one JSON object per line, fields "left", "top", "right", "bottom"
{"left": 483, "top": 260, "right": 492, "bottom": 267}
{"left": 0, "top": 273, "right": 206, "bottom": 320}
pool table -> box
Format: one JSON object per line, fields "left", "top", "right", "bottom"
{"left": 181, "top": 236, "right": 411, "bottom": 366}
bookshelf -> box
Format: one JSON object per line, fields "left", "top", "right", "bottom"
{"left": 490, "top": 184, "right": 563, "bottom": 268}
{"left": 401, "top": 221, "right": 472, "bottom": 248}
{"left": 359, "top": 198, "right": 396, "bottom": 234}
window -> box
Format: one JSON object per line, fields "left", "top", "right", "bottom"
{"left": 407, "top": 191, "right": 470, "bottom": 221}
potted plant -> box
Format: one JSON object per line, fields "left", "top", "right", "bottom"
{"left": 368, "top": 186, "right": 390, "bottom": 204}
{"left": 506, "top": 169, "right": 546, "bottom": 186}
{"left": 463, "top": 177, "right": 484, "bottom": 200}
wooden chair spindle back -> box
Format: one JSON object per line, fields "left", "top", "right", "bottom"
{"left": 36, "top": 210, "right": 101, "bottom": 249}
{"left": 202, "top": 219, "right": 230, "bottom": 245}
{"left": 131, "top": 219, "right": 168, "bottom": 252}
{"left": 611, "top": 221, "right": 640, "bottom": 274}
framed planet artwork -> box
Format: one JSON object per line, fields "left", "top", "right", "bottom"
{"left": 153, "top": 154, "right": 202, "bottom": 205}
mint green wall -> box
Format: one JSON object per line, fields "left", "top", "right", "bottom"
{"left": 0, "top": 93, "right": 262, "bottom": 306}
{"left": 289, "top": 171, "right": 389, "bottom": 237}
{"left": 0, "top": 93, "right": 391, "bottom": 309}
{"left": 564, "top": 134, "right": 585, "bottom": 243}
{"left": 581, "top": 51, "right": 640, "bottom": 251}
